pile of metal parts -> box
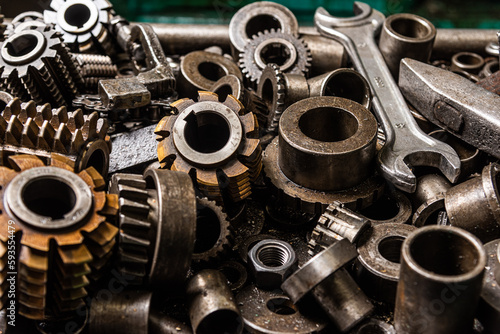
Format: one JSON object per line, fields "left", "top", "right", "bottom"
{"left": 0, "top": 0, "right": 499, "bottom": 333}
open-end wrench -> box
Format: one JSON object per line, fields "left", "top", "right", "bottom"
{"left": 314, "top": 2, "right": 461, "bottom": 192}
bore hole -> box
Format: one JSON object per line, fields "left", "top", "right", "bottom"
{"left": 378, "top": 236, "right": 405, "bottom": 263}
{"left": 219, "top": 266, "right": 240, "bottom": 285}
{"left": 299, "top": 107, "right": 358, "bottom": 142}
{"left": 390, "top": 17, "right": 431, "bottom": 38}
{"left": 214, "top": 84, "right": 233, "bottom": 102}
{"left": 324, "top": 71, "right": 368, "bottom": 105}
{"left": 245, "top": 15, "right": 281, "bottom": 39}
{"left": 259, "top": 41, "right": 292, "bottom": 67}
{"left": 360, "top": 194, "right": 400, "bottom": 220}
{"left": 196, "top": 309, "right": 242, "bottom": 334}
{"left": 6, "top": 34, "right": 39, "bottom": 58}
{"left": 257, "top": 244, "right": 290, "bottom": 267}
{"left": 410, "top": 229, "right": 480, "bottom": 276}
{"left": 198, "top": 62, "right": 226, "bottom": 82}
{"left": 456, "top": 53, "right": 483, "bottom": 66}
{"left": 266, "top": 298, "right": 297, "bottom": 315}
{"left": 194, "top": 205, "right": 221, "bottom": 254}
{"left": 357, "top": 323, "right": 386, "bottom": 334}
{"left": 85, "top": 148, "right": 105, "bottom": 175}
{"left": 64, "top": 4, "right": 91, "bottom": 29}
{"left": 184, "top": 112, "right": 230, "bottom": 153}
{"left": 22, "top": 178, "right": 76, "bottom": 220}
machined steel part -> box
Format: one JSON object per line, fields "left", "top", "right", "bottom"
{"left": 236, "top": 284, "right": 328, "bottom": 334}
{"left": 281, "top": 239, "right": 373, "bottom": 332}
{"left": 155, "top": 91, "right": 262, "bottom": 204}
{"left": 109, "top": 168, "right": 196, "bottom": 289}
{"left": 351, "top": 319, "right": 396, "bottom": 334}
{"left": 239, "top": 29, "right": 311, "bottom": 84}
{"left": 477, "top": 67, "right": 500, "bottom": 95}
{"left": 354, "top": 223, "right": 417, "bottom": 304}
{"left": 43, "top": 0, "right": 114, "bottom": 54}
{"left": 178, "top": 50, "right": 242, "bottom": 99}
{"left": 187, "top": 269, "right": 243, "bottom": 334}
{"left": 192, "top": 197, "right": 232, "bottom": 263}
{"left": 7, "top": 11, "right": 46, "bottom": 35}
{"left": 0, "top": 97, "right": 111, "bottom": 177}
{"left": 357, "top": 189, "right": 412, "bottom": 225}
{"left": 450, "top": 52, "right": 485, "bottom": 75}
{"left": 394, "top": 225, "right": 487, "bottom": 334}
{"left": 411, "top": 174, "right": 452, "bottom": 227}
{"left": 444, "top": 163, "right": 500, "bottom": 243}
{"left": 74, "top": 53, "right": 117, "bottom": 93}
{"left": 263, "top": 96, "right": 384, "bottom": 214}
{"left": 217, "top": 261, "right": 248, "bottom": 292}
{"left": 247, "top": 239, "right": 297, "bottom": 290}
{"left": 0, "top": 25, "right": 84, "bottom": 107}
{"left": 0, "top": 154, "right": 118, "bottom": 320}
{"left": 378, "top": 13, "right": 436, "bottom": 78}
{"left": 480, "top": 59, "right": 499, "bottom": 78}
{"left": 476, "top": 239, "right": 500, "bottom": 333}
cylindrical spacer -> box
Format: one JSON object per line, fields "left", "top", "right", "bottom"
{"left": 394, "top": 225, "right": 486, "bottom": 334}
{"left": 379, "top": 13, "right": 436, "bottom": 78}
{"left": 411, "top": 174, "right": 451, "bottom": 227}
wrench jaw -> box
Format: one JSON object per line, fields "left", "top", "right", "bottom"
{"left": 314, "top": 3, "right": 372, "bottom": 28}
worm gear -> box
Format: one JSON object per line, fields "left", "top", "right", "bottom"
{"left": 155, "top": 91, "right": 262, "bottom": 204}
{"left": 0, "top": 154, "right": 119, "bottom": 320}
{"left": 0, "top": 97, "right": 111, "bottom": 177}
{"left": 239, "top": 28, "right": 311, "bottom": 84}
{"left": 43, "top": 0, "right": 114, "bottom": 54}
{"left": 0, "top": 25, "right": 84, "bottom": 107}
{"left": 74, "top": 53, "right": 117, "bottom": 93}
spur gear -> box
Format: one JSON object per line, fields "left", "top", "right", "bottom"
{"left": 239, "top": 28, "right": 311, "bottom": 84}
{"left": 0, "top": 97, "right": 111, "bottom": 177}
{"left": 0, "top": 154, "right": 118, "bottom": 320}
{"left": 0, "top": 25, "right": 84, "bottom": 107}
{"left": 257, "top": 63, "right": 286, "bottom": 132}
{"left": 43, "top": 0, "right": 114, "bottom": 54}
{"left": 155, "top": 91, "right": 262, "bottom": 204}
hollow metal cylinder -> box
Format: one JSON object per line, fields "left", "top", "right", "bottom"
{"left": 450, "top": 52, "right": 485, "bottom": 74}
{"left": 187, "top": 269, "right": 243, "bottom": 334}
{"left": 476, "top": 239, "right": 500, "bottom": 334}
{"left": 411, "top": 174, "right": 451, "bottom": 227}
{"left": 379, "top": 13, "right": 436, "bottom": 78}
{"left": 394, "top": 226, "right": 486, "bottom": 334}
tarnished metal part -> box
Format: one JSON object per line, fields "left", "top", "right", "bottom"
{"left": 239, "top": 29, "right": 311, "bottom": 84}
{"left": 432, "top": 28, "right": 499, "bottom": 59}
{"left": 282, "top": 239, "right": 373, "bottom": 332}
{"left": 450, "top": 52, "right": 485, "bottom": 75}
{"left": 7, "top": 11, "right": 46, "bottom": 35}
{"left": 479, "top": 59, "right": 499, "bottom": 78}
{"left": 149, "top": 310, "right": 193, "bottom": 334}
{"left": 350, "top": 319, "right": 396, "bottom": 334}
{"left": 74, "top": 53, "right": 117, "bottom": 93}
{"left": 217, "top": 261, "right": 248, "bottom": 292}
{"left": 399, "top": 58, "right": 500, "bottom": 159}
{"left": 395, "top": 226, "right": 486, "bottom": 334}
{"left": 411, "top": 174, "right": 451, "bottom": 227}
{"left": 354, "top": 223, "right": 416, "bottom": 304}
{"left": 378, "top": 13, "right": 436, "bottom": 78}
{"left": 236, "top": 284, "right": 328, "bottom": 334}
{"left": 477, "top": 68, "right": 500, "bottom": 95}
{"left": 248, "top": 239, "right": 297, "bottom": 290}
{"left": 0, "top": 154, "right": 118, "bottom": 320}
{"left": 358, "top": 189, "right": 412, "bottom": 225}
{"left": 155, "top": 91, "right": 262, "bottom": 204}
{"left": 444, "top": 163, "right": 500, "bottom": 243}
{"left": 263, "top": 96, "right": 384, "bottom": 214}
{"left": 109, "top": 168, "right": 196, "bottom": 288}
{"left": 178, "top": 51, "right": 242, "bottom": 99}
{"left": 187, "top": 269, "right": 243, "bottom": 334}
{"left": 477, "top": 239, "right": 500, "bottom": 334}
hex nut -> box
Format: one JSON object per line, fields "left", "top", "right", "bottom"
{"left": 248, "top": 239, "right": 297, "bottom": 290}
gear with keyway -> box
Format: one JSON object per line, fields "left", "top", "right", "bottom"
{"left": 0, "top": 154, "right": 119, "bottom": 320}
{"left": 155, "top": 91, "right": 262, "bottom": 204}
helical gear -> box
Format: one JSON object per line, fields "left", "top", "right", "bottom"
{"left": 0, "top": 25, "right": 84, "bottom": 107}
{"left": 0, "top": 97, "right": 111, "bottom": 177}
{"left": 0, "top": 154, "right": 118, "bottom": 320}
{"left": 155, "top": 91, "right": 262, "bottom": 204}
{"left": 239, "top": 28, "right": 312, "bottom": 84}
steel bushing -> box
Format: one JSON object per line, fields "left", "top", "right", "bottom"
{"left": 411, "top": 174, "right": 451, "bottom": 227}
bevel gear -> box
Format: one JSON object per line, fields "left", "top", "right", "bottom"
{"left": 0, "top": 97, "right": 111, "bottom": 177}
{"left": 239, "top": 28, "right": 311, "bottom": 84}
{"left": 43, "top": 0, "right": 114, "bottom": 54}
{"left": 155, "top": 91, "right": 262, "bottom": 204}
{"left": 0, "top": 154, "right": 118, "bottom": 320}
{"left": 0, "top": 25, "right": 84, "bottom": 107}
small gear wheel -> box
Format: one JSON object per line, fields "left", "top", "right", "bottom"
{"left": 6, "top": 11, "right": 46, "bottom": 36}
{"left": 192, "top": 198, "right": 233, "bottom": 263}
{"left": 0, "top": 25, "right": 84, "bottom": 107}
{"left": 43, "top": 0, "right": 114, "bottom": 54}
{"left": 239, "top": 28, "right": 311, "bottom": 84}
{"left": 257, "top": 63, "right": 286, "bottom": 132}
{"left": 155, "top": 91, "right": 262, "bottom": 204}
{"left": 0, "top": 97, "right": 111, "bottom": 177}
{"left": 0, "top": 154, "right": 119, "bottom": 320}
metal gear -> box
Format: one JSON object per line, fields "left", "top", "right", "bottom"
{"left": 74, "top": 53, "right": 117, "bottom": 93}
{"left": 0, "top": 154, "right": 118, "bottom": 320}
{"left": 6, "top": 11, "right": 46, "bottom": 36}
{"left": 239, "top": 28, "right": 311, "bottom": 84}
{"left": 155, "top": 91, "right": 262, "bottom": 204}
{"left": 43, "top": 0, "right": 114, "bottom": 54}
{"left": 0, "top": 97, "right": 111, "bottom": 177}
{"left": 192, "top": 197, "right": 232, "bottom": 263}
{"left": 0, "top": 25, "right": 84, "bottom": 107}
{"left": 257, "top": 63, "right": 286, "bottom": 132}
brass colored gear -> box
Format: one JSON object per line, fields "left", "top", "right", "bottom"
{"left": 155, "top": 91, "right": 262, "bottom": 203}
{"left": 0, "top": 97, "right": 111, "bottom": 177}
{"left": 0, "top": 154, "right": 118, "bottom": 320}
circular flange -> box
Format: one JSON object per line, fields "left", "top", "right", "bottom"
{"left": 1, "top": 30, "right": 47, "bottom": 65}
{"left": 4, "top": 166, "right": 93, "bottom": 230}
{"left": 56, "top": 0, "right": 100, "bottom": 35}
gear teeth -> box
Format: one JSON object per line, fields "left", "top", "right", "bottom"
{"left": 74, "top": 53, "right": 117, "bottom": 93}
{"left": 259, "top": 63, "right": 286, "bottom": 132}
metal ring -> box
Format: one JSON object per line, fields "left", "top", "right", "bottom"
{"left": 1, "top": 30, "right": 47, "bottom": 65}
{"left": 56, "top": 0, "right": 100, "bottom": 34}
{"left": 254, "top": 37, "right": 297, "bottom": 72}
